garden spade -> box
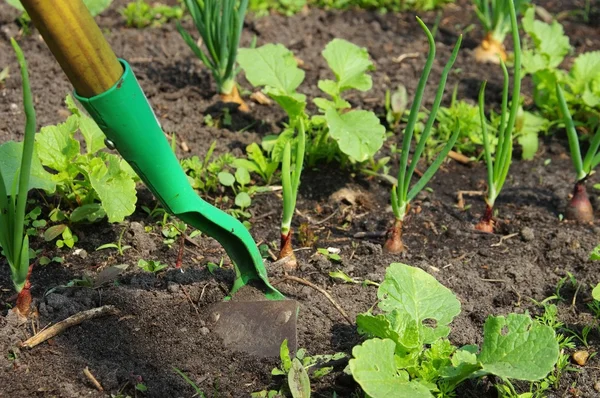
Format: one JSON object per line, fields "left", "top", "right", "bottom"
{"left": 19, "top": 0, "right": 298, "bottom": 357}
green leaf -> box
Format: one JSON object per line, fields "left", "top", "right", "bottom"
{"left": 321, "top": 39, "right": 374, "bottom": 93}
{"left": 280, "top": 339, "right": 292, "bottom": 373}
{"left": 70, "top": 203, "right": 106, "bottom": 223}
{"left": 87, "top": 156, "right": 137, "bottom": 223}
{"left": 349, "top": 339, "right": 434, "bottom": 398}
{"left": 235, "top": 192, "right": 251, "bottom": 209}
{"left": 218, "top": 171, "right": 235, "bottom": 187}
{"left": 235, "top": 167, "right": 251, "bottom": 186}
{"left": 377, "top": 263, "right": 461, "bottom": 344}
{"left": 517, "top": 132, "right": 538, "bottom": 160}
{"left": 65, "top": 94, "right": 106, "bottom": 154}
{"left": 0, "top": 141, "right": 56, "bottom": 194}
{"left": 6, "top": 0, "right": 24, "bottom": 11}
{"left": 569, "top": 51, "right": 600, "bottom": 94}
{"left": 238, "top": 44, "right": 305, "bottom": 95}
{"left": 288, "top": 358, "right": 311, "bottom": 398}
{"left": 36, "top": 116, "right": 80, "bottom": 172}
{"left": 592, "top": 283, "right": 600, "bottom": 301}
{"left": 478, "top": 313, "right": 559, "bottom": 381}
{"left": 521, "top": 7, "right": 571, "bottom": 72}
{"left": 325, "top": 108, "right": 385, "bottom": 162}
{"left": 83, "top": 0, "right": 113, "bottom": 16}
{"left": 44, "top": 224, "right": 67, "bottom": 242}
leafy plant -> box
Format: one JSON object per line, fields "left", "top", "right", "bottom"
{"left": 249, "top": 0, "right": 306, "bottom": 16}
{"left": 349, "top": 263, "right": 560, "bottom": 397}
{"left": 556, "top": 83, "right": 600, "bottom": 222}
{"left": 96, "top": 227, "right": 131, "bottom": 255}
{"left": 311, "top": 0, "right": 452, "bottom": 12}
{"left": 475, "top": 0, "right": 521, "bottom": 232}
{"left": 121, "top": 0, "right": 183, "bottom": 28}
{"left": 138, "top": 259, "right": 168, "bottom": 273}
{"left": 385, "top": 84, "right": 408, "bottom": 129}
{"left": 0, "top": 39, "right": 45, "bottom": 317}
{"left": 177, "top": 0, "right": 250, "bottom": 111}
{"left": 7, "top": 0, "right": 113, "bottom": 20}
{"left": 472, "top": 0, "right": 528, "bottom": 63}
{"left": 238, "top": 38, "right": 386, "bottom": 166}
{"left": 383, "top": 20, "right": 461, "bottom": 253}
{"left": 277, "top": 121, "right": 306, "bottom": 271}
{"left": 32, "top": 95, "right": 138, "bottom": 225}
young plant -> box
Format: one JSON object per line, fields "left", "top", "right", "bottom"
{"left": 475, "top": 0, "right": 521, "bottom": 232}
{"left": 177, "top": 0, "right": 250, "bottom": 111}
{"left": 121, "top": 0, "right": 183, "bottom": 28}
{"left": 278, "top": 121, "right": 306, "bottom": 271}
{"left": 384, "top": 21, "right": 462, "bottom": 253}
{"left": 472, "top": 0, "right": 528, "bottom": 63}
{"left": 0, "top": 39, "right": 40, "bottom": 317}
{"left": 350, "top": 263, "right": 560, "bottom": 398}
{"left": 557, "top": 84, "right": 600, "bottom": 222}
{"left": 137, "top": 259, "right": 168, "bottom": 273}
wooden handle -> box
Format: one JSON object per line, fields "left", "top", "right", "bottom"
{"left": 20, "top": 0, "right": 122, "bottom": 97}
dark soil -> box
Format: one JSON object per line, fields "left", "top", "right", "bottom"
{"left": 2, "top": 0, "right": 600, "bottom": 397}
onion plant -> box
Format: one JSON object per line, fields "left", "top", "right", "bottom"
{"left": 384, "top": 20, "right": 462, "bottom": 253}
{"left": 0, "top": 39, "right": 36, "bottom": 317}
{"left": 475, "top": 0, "right": 521, "bottom": 232}
{"left": 177, "top": 0, "right": 249, "bottom": 111}
{"left": 278, "top": 120, "right": 306, "bottom": 271}
{"left": 557, "top": 83, "right": 600, "bottom": 222}
{"left": 472, "top": 0, "right": 528, "bottom": 63}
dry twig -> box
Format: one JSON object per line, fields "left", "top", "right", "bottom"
{"left": 83, "top": 367, "right": 104, "bottom": 391}
{"left": 20, "top": 305, "right": 118, "bottom": 349}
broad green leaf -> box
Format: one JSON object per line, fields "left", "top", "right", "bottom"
{"left": 36, "top": 116, "right": 80, "bottom": 172}
{"left": 325, "top": 108, "right": 385, "bottom": 162}
{"left": 0, "top": 141, "right": 56, "bottom": 193}
{"left": 322, "top": 39, "right": 374, "bottom": 93}
{"left": 280, "top": 339, "right": 292, "bottom": 373}
{"left": 264, "top": 88, "right": 306, "bottom": 121}
{"left": 592, "top": 283, "right": 600, "bottom": 301}
{"left": 65, "top": 94, "right": 106, "bottom": 154}
{"left": 589, "top": 244, "right": 600, "bottom": 261}
{"left": 218, "top": 171, "right": 235, "bottom": 187}
{"left": 349, "top": 339, "right": 434, "bottom": 398}
{"left": 569, "top": 51, "right": 600, "bottom": 94}
{"left": 357, "top": 312, "right": 420, "bottom": 352}
{"left": 238, "top": 44, "right": 305, "bottom": 95}
{"left": 246, "top": 143, "right": 268, "bottom": 171}
{"left": 288, "top": 358, "right": 311, "bottom": 398}
{"left": 478, "top": 313, "right": 559, "bottom": 381}
{"left": 87, "top": 156, "right": 137, "bottom": 223}
{"left": 235, "top": 167, "right": 251, "bottom": 186}
{"left": 521, "top": 7, "right": 571, "bottom": 71}
{"left": 44, "top": 224, "right": 67, "bottom": 241}
{"left": 70, "top": 203, "right": 106, "bottom": 223}
{"left": 517, "top": 132, "right": 538, "bottom": 160}
{"left": 377, "top": 263, "right": 461, "bottom": 344}
{"left": 235, "top": 192, "right": 251, "bottom": 208}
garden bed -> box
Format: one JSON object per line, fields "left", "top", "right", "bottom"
{"left": 1, "top": 0, "right": 600, "bottom": 396}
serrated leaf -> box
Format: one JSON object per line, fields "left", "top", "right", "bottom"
{"left": 349, "top": 339, "right": 434, "bottom": 398}
{"left": 522, "top": 7, "right": 571, "bottom": 71}
{"left": 478, "top": 313, "right": 559, "bottom": 381}
{"left": 325, "top": 109, "right": 385, "bottom": 162}
{"left": 288, "top": 358, "right": 311, "bottom": 398}
{"left": 322, "top": 39, "right": 373, "bottom": 93}
{"left": 377, "top": 263, "right": 461, "bottom": 345}
{"left": 569, "top": 51, "right": 600, "bottom": 93}
{"left": 87, "top": 156, "right": 136, "bottom": 223}
{"left": 517, "top": 132, "right": 538, "bottom": 160}
{"left": 280, "top": 339, "right": 292, "bottom": 373}
{"left": 65, "top": 95, "right": 106, "bottom": 154}
{"left": 0, "top": 141, "right": 56, "bottom": 194}
{"left": 36, "top": 116, "right": 80, "bottom": 172}
{"left": 238, "top": 44, "right": 305, "bottom": 94}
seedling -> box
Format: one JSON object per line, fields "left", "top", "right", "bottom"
{"left": 350, "top": 263, "right": 559, "bottom": 397}
{"left": 278, "top": 120, "right": 306, "bottom": 271}
{"left": 384, "top": 20, "right": 461, "bottom": 253}
{"left": 177, "top": 0, "right": 250, "bottom": 111}
{"left": 173, "top": 367, "right": 206, "bottom": 397}
{"left": 0, "top": 39, "right": 38, "bottom": 317}
{"left": 96, "top": 227, "right": 132, "bottom": 255}
{"left": 121, "top": 0, "right": 183, "bottom": 28}
{"left": 475, "top": 0, "right": 521, "bottom": 232}
{"left": 0, "top": 66, "right": 8, "bottom": 86}
{"left": 317, "top": 247, "right": 341, "bottom": 262}
{"left": 137, "top": 259, "right": 168, "bottom": 273}
{"left": 472, "top": 0, "right": 528, "bottom": 63}
{"left": 329, "top": 269, "right": 380, "bottom": 287}
{"left": 557, "top": 84, "right": 600, "bottom": 222}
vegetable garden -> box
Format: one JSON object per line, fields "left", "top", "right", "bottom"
{"left": 1, "top": 0, "right": 600, "bottom": 397}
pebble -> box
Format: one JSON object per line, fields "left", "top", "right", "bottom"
{"left": 199, "top": 327, "right": 210, "bottom": 336}
{"left": 572, "top": 350, "right": 589, "bottom": 366}
{"left": 167, "top": 282, "right": 180, "bottom": 293}
{"left": 520, "top": 227, "right": 535, "bottom": 242}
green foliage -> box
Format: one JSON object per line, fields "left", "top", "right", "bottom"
{"left": 472, "top": 0, "right": 529, "bottom": 42}
{"left": 0, "top": 39, "right": 37, "bottom": 293}
{"left": 280, "top": 121, "right": 306, "bottom": 235}
{"left": 522, "top": 8, "right": 600, "bottom": 131}
{"left": 177, "top": 0, "right": 248, "bottom": 95}
{"left": 121, "top": 0, "right": 183, "bottom": 28}
{"left": 173, "top": 367, "right": 206, "bottom": 397}
{"left": 310, "top": 0, "right": 452, "bottom": 12}
{"left": 390, "top": 19, "right": 461, "bottom": 222}
{"left": 137, "top": 259, "right": 168, "bottom": 273}
{"left": 349, "top": 263, "right": 560, "bottom": 397}
{"left": 238, "top": 38, "right": 386, "bottom": 165}
{"left": 249, "top": 0, "right": 306, "bottom": 16}
{"left": 34, "top": 95, "right": 138, "bottom": 224}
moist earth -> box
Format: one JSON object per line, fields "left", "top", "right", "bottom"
{"left": 1, "top": 0, "right": 600, "bottom": 397}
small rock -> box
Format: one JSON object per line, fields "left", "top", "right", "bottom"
{"left": 572, "top": 350, "right": 589, "bottom": 366}
{"left": 9, "top": 103, "right": 18, "bottom": 111}
{"left": 199, "top": 327, "right": 210, "bottom": 336}
{"left": 167, "top": 282, "right": 180, "bottom": 293}
{"left": 520, "top": 227, "right": 535, "bottom": 242}
{"left": 594, "top": 381, "right": 600, "bottom": 392}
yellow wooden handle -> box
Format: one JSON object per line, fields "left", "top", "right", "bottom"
{"left": 20, "top": 0, "right": 122, "bottom": 97}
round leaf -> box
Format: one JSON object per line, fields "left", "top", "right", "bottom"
{"left": 218, "top": 171, "right": 235, "bottom": 187}
{"left": 235, "top": 192, "right": 252, "bottom": 209}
